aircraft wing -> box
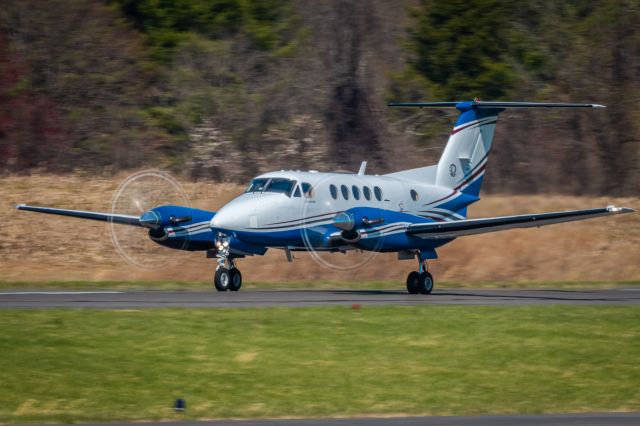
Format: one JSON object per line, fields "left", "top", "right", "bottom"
{"left": 406, "top": 206, "right": 634, "bottom": 239}
{"left": 16, "top": 204, "right": 142, "bottom": 226}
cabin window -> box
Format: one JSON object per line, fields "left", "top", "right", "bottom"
{"left": 301, "top": 182, "right": 314, "bottom": 198}
{"left": 264, "top": 178, "right": 295, "bottom": 196}
{"left": 245, "top": 178, "right": 270, "bottom": 193}
{"left": 374, "top": 186, "right": 383, "bottom": 201}
{"left": 363, "top": 186, "right": 371, "bottom": 200}
{"left": 341, "top": 184, "right": 349, "bottom": 200}
{"left": 352, "top": 185, "right": 360, "bottom": 200}
{"left": 293, "top": 186, "right": 302, "bottom": 197}
{"left": 330, "top": 184, "right": 338, "bottom": 199}
{"left": 410, "top": 189, "right": 419, "bottom": 201}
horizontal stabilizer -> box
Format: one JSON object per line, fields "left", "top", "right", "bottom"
{"left": 16, "top": 204, "right": 141, "bottom": 226}
{"left": 388, "top": 101, "right": 605, "bottom": 109}
{"left": 407, "top": 206, "right": 634, "bottom": 239}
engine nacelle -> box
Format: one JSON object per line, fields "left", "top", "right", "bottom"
{"left": 145, "top": 205, "right": 217, "bottom": 251}
{"left": 333, "top": 212, "right": 355, "bottom": 231}
{"left": 340, "top": 229, "right": 362, "bottom": 243}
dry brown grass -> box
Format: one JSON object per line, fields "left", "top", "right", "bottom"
{"left": 1, "top": 173, "right": 638, "bottom": 284}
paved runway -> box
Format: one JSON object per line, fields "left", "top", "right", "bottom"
{"left": 77, "top": 412, "right": 640, "bottom": 426}
{"left": 0, "top": 288, "right": 638, "bottom": 309}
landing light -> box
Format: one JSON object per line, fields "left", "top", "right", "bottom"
{"left": 215, "top": 234, "right": 231, "bottom": 250}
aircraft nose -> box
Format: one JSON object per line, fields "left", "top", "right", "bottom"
{"left": 210, "top": 195, "right": 260, "bottom": 231}
{"left": 210, "top": 205, "right": 240, "bottom": 230}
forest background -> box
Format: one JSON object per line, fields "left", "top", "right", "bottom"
{"left": 1, "top": 0, "right": 638, "bottom": 196}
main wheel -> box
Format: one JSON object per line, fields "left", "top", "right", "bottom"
{"left": 214, "top": 267, "right": 230, "bottom": 292}
{"left": 228, "top": 268, "right": 242, "bottom": 291}
{"left": 406, "top": 271, "right": 420, "bottom": 294}
{"left": 418, "top": 271, "right": 434, "bottom": 294}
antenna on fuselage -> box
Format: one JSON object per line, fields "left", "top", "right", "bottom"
{"left": 357, "top": 161, "right": 367, "bottom": 176}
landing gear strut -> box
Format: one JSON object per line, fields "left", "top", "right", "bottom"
{"left": 213, "top": 235, "right": 242, "bottom": 292}
{"left": 406, "top": 258, "right": 434, "bottom": 295}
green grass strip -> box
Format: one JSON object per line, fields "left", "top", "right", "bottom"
{"left": 0, "top": 306, "right": 639, "bottom": 423}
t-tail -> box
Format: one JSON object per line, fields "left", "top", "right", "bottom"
{"left": 389, "top": 100, "right": 605, "bottom": 200}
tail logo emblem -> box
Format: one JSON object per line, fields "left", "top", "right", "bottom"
{"left": 449, "top": 164, "right": 457, "bottom": 177}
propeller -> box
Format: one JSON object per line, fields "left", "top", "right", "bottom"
{"left": 109, "top": 170, "right": 190, "bottom": 269}
{"left": 300, "top": 173, "right": 384, "bottom": 272}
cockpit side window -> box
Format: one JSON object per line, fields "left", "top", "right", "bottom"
{"left": 264, "top": 178, "right": 295, "bottom": 196}
{"left": 293, "top": 186, "right": 302, "bottom": 197}
{"left": 301, "top": 182, "right": 314, "bottom": 198}
{"left": 245, "top": 178, "right": 270, "bottom": 193}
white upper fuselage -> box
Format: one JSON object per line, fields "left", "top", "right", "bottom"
{"left": 210, "top": 170, "right": 460, "bottom": 234}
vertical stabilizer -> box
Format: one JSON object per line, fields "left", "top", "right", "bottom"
{"left": 435, "top": 102, "right": 501, "bottom": 196}
{"left": 388, "top": 100, "right": 605, "bottom": 200}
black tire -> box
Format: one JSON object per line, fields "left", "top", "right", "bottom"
{"left": 214, "top": 267, "right": 230, "bottom": 291}
{"left": 418, "top": 271, "right": 434, "bottom": 294}
{"left": 406, "top": 271, "right": 420, "bottom": 294}
{"left": 228, "top": 268, "right": 242, "bottom": 291}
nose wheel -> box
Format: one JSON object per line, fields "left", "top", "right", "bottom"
{"left": 214, "top": 266, "right": 242, "bottom": 291}
{"left": 406, "top": 259, "right": 434, "bottom": 294}
{"left": 228, "top": 268, "right": 242, "bottom": 291}
{"left": 214, "top": 267, "right": 231, "bottom": 291}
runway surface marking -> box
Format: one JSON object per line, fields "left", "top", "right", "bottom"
{"left": 62, "top": 412, "right": 640, "bottom": 426}
{"left": 0, "top": 288, "right": 638, "bottom": 308}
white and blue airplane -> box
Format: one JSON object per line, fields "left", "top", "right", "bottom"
{"left": 17, "top": 100, "right": 635, "bottom": 293}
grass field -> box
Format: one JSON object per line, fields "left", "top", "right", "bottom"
{"left": 1, "top": 306, "right": 639, "bottom": 423}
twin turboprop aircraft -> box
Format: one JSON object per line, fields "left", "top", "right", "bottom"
{"left": 18, "top": 100, "right": 635, "bottom": 293}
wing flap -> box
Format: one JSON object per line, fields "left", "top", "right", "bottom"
{"left": 407, "top": 206, "right": 634, "bottom": 239}
{"left": 17, "top": 204, "right": 141, "bottom": 226}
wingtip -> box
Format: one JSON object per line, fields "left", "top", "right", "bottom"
{"left": 16, "top": 203, "right": 26, "bottom": 210}
{"left": 592, "top": 104, "right": 607, "bottom": 108}
{"left": 606, "top": 205, "right": 635, "bottom": 213}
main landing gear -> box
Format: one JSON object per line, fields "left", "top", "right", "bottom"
{"left": 406, "top": 259, "right": 434, "bottom": 295}
{"left": 213, "top": 235, "right": 242, "bottom": 292}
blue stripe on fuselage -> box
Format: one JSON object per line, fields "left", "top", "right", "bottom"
{"left": 213, "top": 207, "right": 453, "bottom": 253}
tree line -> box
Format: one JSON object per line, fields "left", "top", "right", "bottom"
{"left": 1, "top": 0, "right": 638, "bottom": 195}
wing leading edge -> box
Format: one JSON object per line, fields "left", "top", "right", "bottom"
{"left": 16, "top": 204, "right": 142, "bottom": 226}
{"left": 407, "top": 206, "right": 635, "bottom": 239}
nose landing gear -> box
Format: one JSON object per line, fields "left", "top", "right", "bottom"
{"left": 228, "top": 264, "right": 242, "bottom": 291}
{"left": 214, "top": 260, "right": 242, "bottom": 292}
{"left": 406, "top": 258, "right": 434, "bottom": 295}
{"left": 213, "top": 235, "right": 243, "bottom": 292}
{"left": 214, "top": 266, "right": 231, "bottom": 291}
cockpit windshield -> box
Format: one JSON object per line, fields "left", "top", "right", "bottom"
{"left": 265, "top": 178, "right": 295, "bottom": 194}
{"left": 245, "top": 178, "right": 269, "bottom": 193}
{"left": 244, "top": 178, "right": 295, "bottom": 196}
